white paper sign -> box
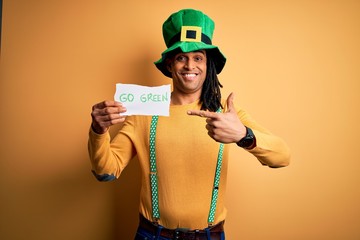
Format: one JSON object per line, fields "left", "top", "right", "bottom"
{"left": 114, "top": 83, "right": 171, "bottom": 116}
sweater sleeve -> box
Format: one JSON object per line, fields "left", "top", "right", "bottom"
{"left": 237, "top": 108, "right": 291, "bottom": 168}
{"left": 87, "top": 118, "right": 137, "bottom": 181}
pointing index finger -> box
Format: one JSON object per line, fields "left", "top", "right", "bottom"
{"left": 187, "top": 110, "right": 220, "bottom": 119}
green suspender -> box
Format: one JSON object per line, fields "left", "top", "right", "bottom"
{"left": 149, "top": 112, "right": 224, "bottom": 226}
{"left": 149, "top": 115, "right": 160, "bottom": 220}
{"left": 208, "top": 142, "right": 224, "bottom": 225}
{"left": 208, "top": 107, "right": 224, "bottom": 225}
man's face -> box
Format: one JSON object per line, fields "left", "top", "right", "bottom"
{"left": 167, "top": 50, "right": 207, "bottom": 96}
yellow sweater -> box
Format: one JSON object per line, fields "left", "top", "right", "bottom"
{"left": 88, "top": 100, "right": 290, "bottom": 229}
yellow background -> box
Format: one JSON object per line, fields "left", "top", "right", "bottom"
{"left": 1, "top": 0, "right": 359, "bottom": 239}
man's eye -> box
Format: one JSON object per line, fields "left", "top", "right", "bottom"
{"left": 176, "top": 56, "right": 186, "bottom": 61}
{"left": 194, "top": 56, "right": 203, "bottom": 61}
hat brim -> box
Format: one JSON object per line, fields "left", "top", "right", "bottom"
{"left": 154, "top": 41, "right": 226, "bottom": 78}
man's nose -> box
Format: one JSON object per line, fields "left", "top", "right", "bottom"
{"left": 185, "top": 59, "right": 196, "bottom": 70}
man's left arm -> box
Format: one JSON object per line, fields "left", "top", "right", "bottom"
{"left": 240, "top": 115, "right": 291, "bottom": 168}
{"left": 187, "top": 92, "right": 290, "bottom": 168}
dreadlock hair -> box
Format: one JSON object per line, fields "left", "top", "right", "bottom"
{"left": 200, "top": 51, "right": 223, "bottom": 112}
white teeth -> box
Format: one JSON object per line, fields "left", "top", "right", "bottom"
{"left": 183, "top": 73, "right": 196, "bottom": 77}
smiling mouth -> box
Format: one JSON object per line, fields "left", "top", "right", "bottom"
{"left": 181, "top": 73, "right": 198, "bottom": 80}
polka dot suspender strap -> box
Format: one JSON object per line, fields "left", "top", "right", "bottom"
{"left": 149, "top": 110, "right": 224, "bottom": 226}
{"left": 208, "top": 107, "right": 224, "bottom": 226}
{"left": 208, "top": 141, "right": 224, "bottom": 225}
{"left": 149, "top": 115, "right": 160, "bottom": 221}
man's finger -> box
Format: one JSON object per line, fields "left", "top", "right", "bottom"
{"left": 226, "top": 92, "right": 236, "bottom": 113}
{"left": 93, "top": 100, "right": 122, "bottom": 110}
{"left": 187, "top": 110, "right": 219, "bottom": 119}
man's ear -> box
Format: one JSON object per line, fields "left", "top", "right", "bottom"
{"left": 165, "top": 59, "right": 172, "bottom": 72}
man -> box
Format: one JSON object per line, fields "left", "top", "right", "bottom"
{"left": 89, "top": 9, "right": 290, "bottom": 240}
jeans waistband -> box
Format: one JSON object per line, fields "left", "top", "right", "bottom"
{"left": 138, "top": 214, "right": 224, "bottom": 240}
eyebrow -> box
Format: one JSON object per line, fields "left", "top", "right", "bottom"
{"left": 193, "top": 50, "right": 206, "bottom": 54}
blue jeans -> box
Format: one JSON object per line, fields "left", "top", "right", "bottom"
{"left": 134, "top": 225, "right": 226, "bottom": 240}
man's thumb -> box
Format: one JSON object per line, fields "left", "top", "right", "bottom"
{"left": 226, "top": 92, "right": 236, "bottom": 112}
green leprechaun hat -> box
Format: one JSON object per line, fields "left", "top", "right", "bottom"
{"left": 155, "top": 9, "right": 226, "bottom": 78}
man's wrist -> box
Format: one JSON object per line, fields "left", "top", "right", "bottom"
{"left": 91, "top": 123, "right": 108, "bottom": 135}
{"left": 236, "top": 126, "right": 256, "bottom": 149}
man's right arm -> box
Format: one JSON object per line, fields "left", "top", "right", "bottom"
{"left": 88, "top": 100, "right": 132, "bottom": 181}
